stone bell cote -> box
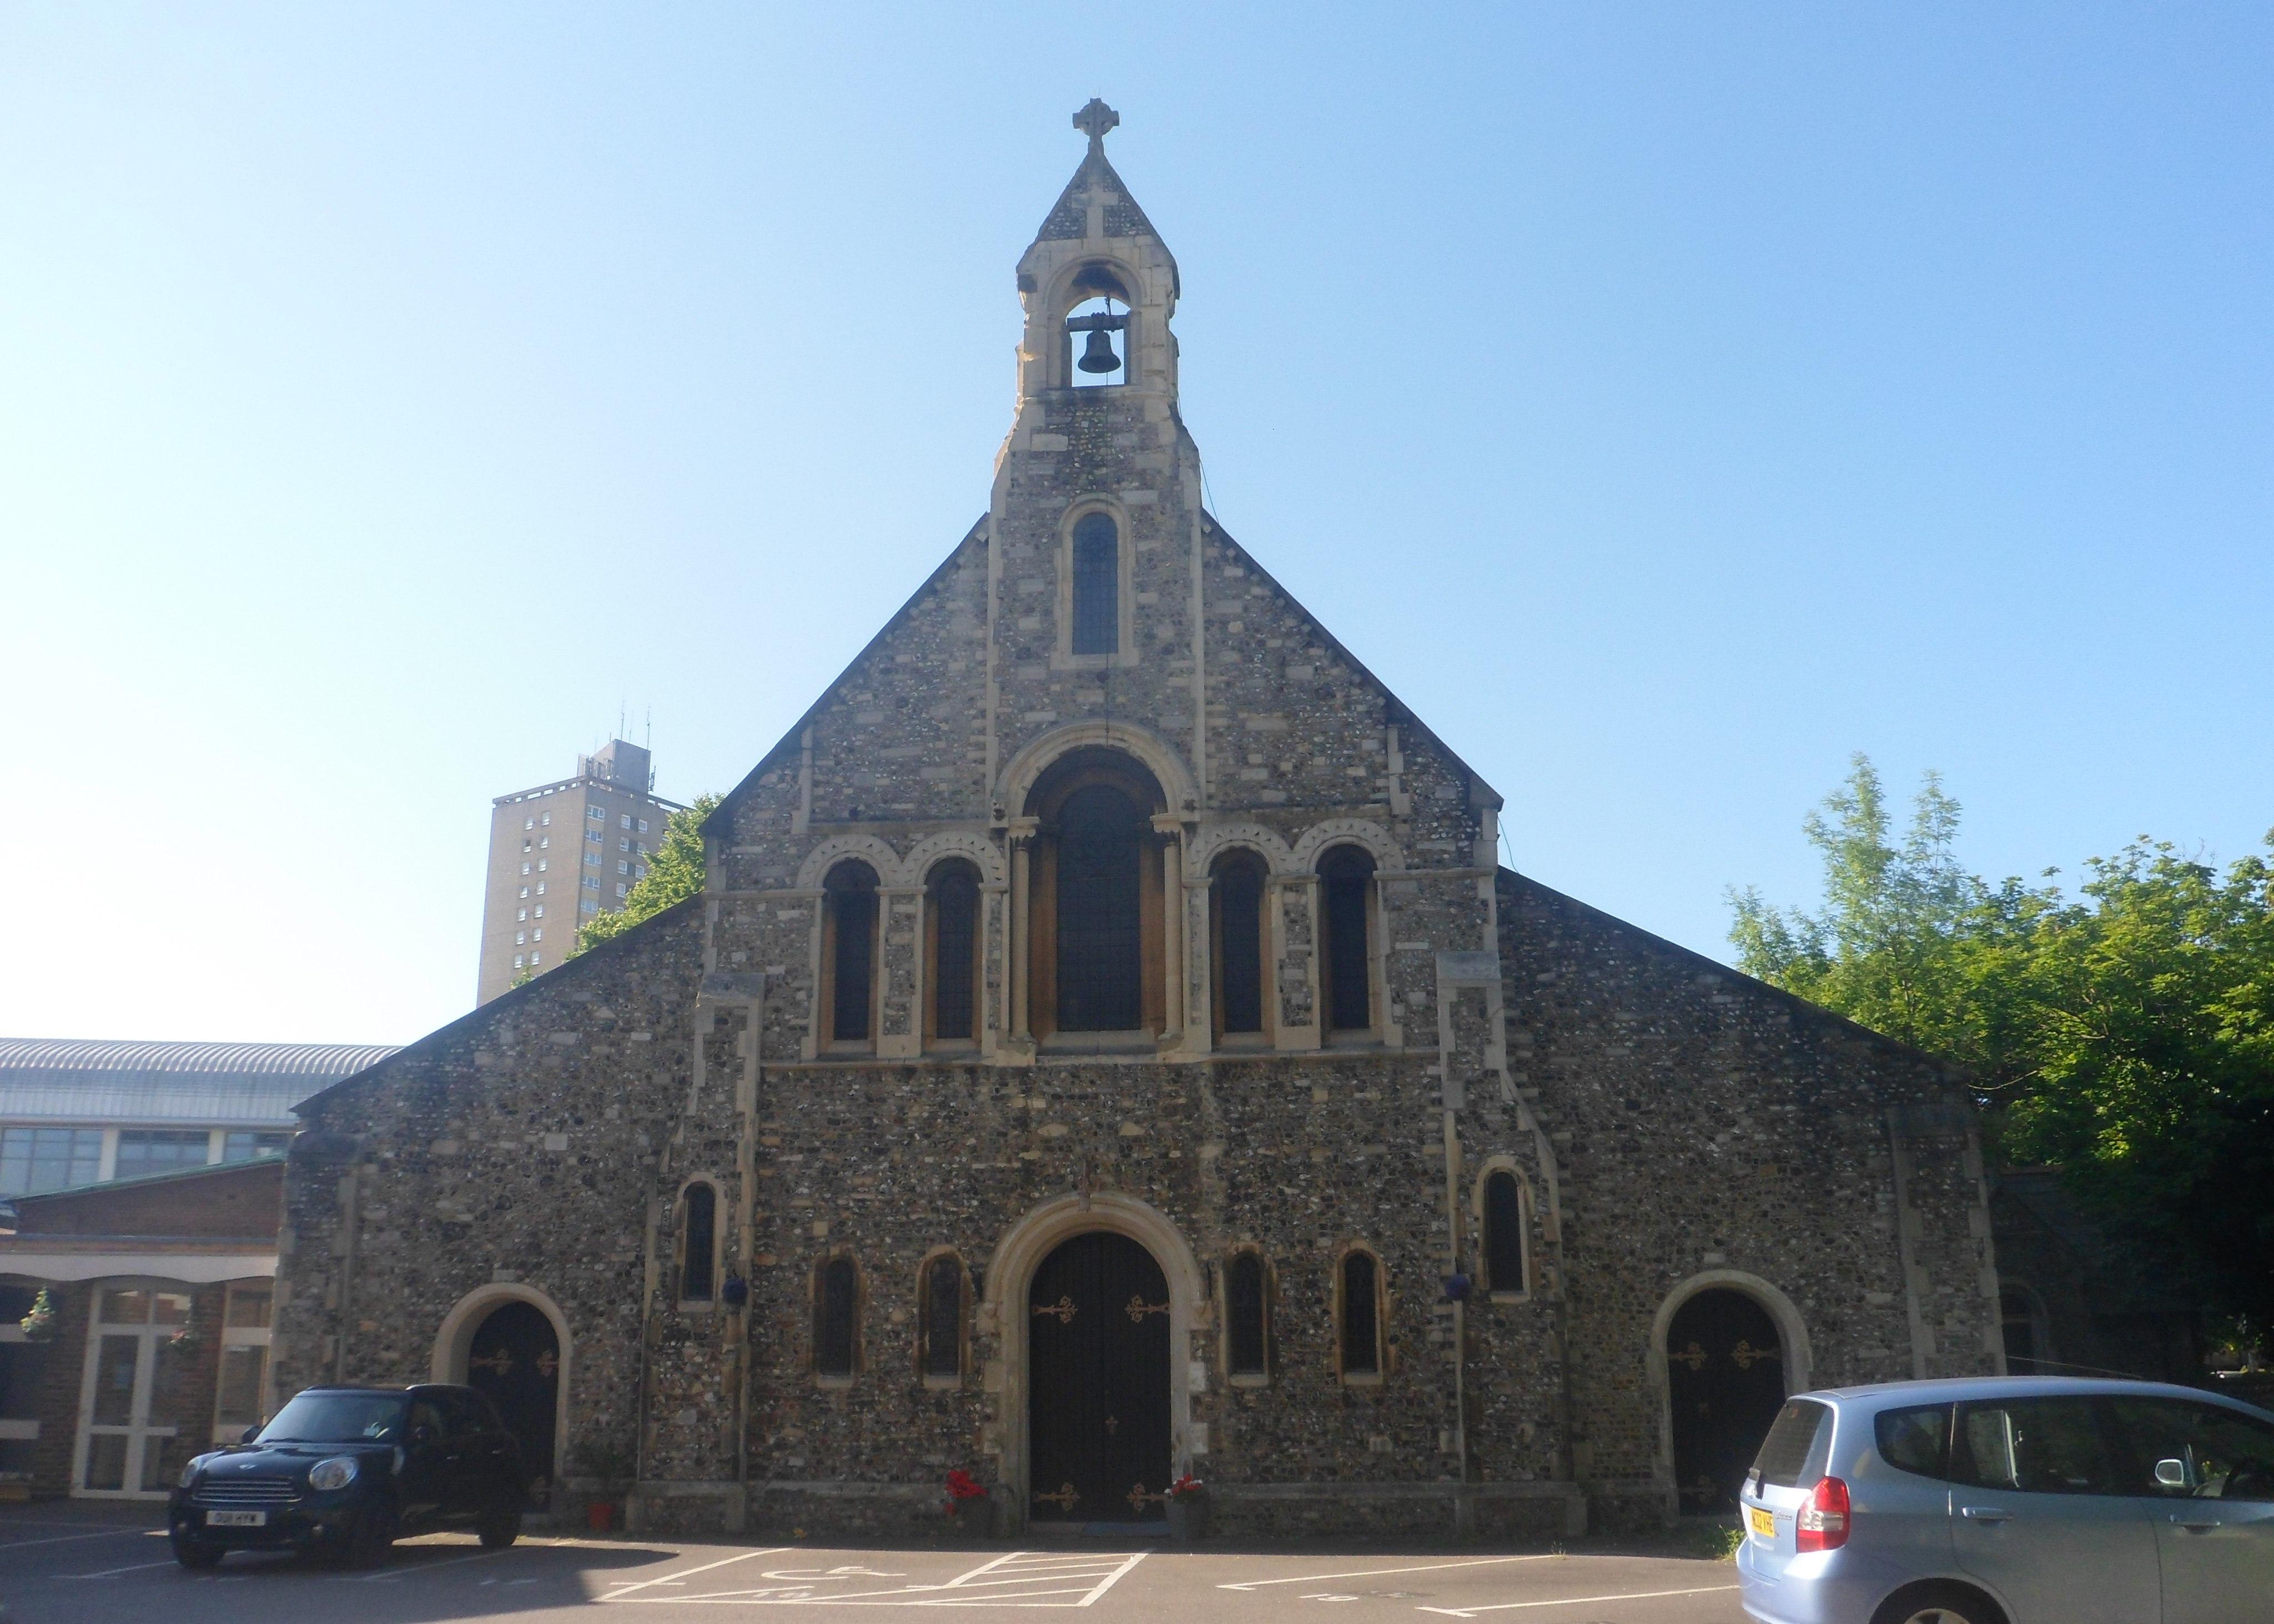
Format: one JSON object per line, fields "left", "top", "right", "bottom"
{"left": 1013, "top": 99, "right": 1182, "bottom": 408}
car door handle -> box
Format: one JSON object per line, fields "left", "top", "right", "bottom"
{"left": 2170, "top": 1514, "right": 2221, "bottom": 1532}
{"left": 1960, "top": 1506, "right": 2012, "bottom": 1522}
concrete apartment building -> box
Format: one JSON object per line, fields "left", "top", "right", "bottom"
{"left": 476, "top": 739, "right": 685, "bottom": 1004}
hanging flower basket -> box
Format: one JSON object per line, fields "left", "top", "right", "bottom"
{"left": 17, "top": 1290, "right": 54, "bottom": 1344}
{"left": 164, "top": 1323, "right": 204, "bottom": 1355}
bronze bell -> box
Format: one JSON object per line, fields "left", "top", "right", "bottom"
{"left": 1078, "top": 326, "right": 1121, "bottom": 374}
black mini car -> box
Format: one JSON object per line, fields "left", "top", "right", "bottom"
{"left": 169, "top": 1383, "right": 526, "bottom": 1568}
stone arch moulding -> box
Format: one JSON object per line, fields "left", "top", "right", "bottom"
{"left": 995, "top": 719, "right": 1199, "bottom": 821}
{"left": 902, "top": 830, "right": 1008, "bottom": 889}
{"left": 431, "top": 1282, "right": 573, "bottom": 1489}
{"left": 983, "top": 1193, "right": 1208, "bottom": 1530}
{"left": 1290, "top": 818, "right": 1406, "bottom": 872}
{"left": 1644, "top": 1269, "right": 1812, "bottom": 1494}
{"left": 1185, "top": 820, "right": 1296, "bottom": 876}
{"left": 794, "top": 834, "right": 907, "bottom": 894}
{"left": 1470, "top": 1154, "right": 1534, "bottom": 1300}
{"left": 1042, "top": 255, "right": 1151, "bottom": 326}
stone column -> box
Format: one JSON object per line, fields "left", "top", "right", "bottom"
{"left": 1275, "top": 873, "right": 1322, "bottom": 1050}
{"left": 878, "top": 886, "right": 923, "bottom": 1059}
{"left": 1007, "top": 820, "right": 1037, "bottom": 1049}
{"left": 1152, "top": 814, "right": 1186, "bottom": 1047}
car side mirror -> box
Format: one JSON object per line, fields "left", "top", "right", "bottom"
{"left": 240, "top": 1426, "right": 260, "bottom": 1446}
{"left": 2154, "top": 1457, "right": 2189, "bottom": 1489}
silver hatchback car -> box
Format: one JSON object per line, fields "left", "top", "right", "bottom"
{"left": 1737, "top": 1376, "right": 2274, "bottom": 1624}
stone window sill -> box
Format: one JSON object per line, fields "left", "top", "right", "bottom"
{"left": 814, "top": 1374, "right": 856, "bottom": 1391}
{"left": 1227, "top": 1371, "right": 1269, "bottom": 1389}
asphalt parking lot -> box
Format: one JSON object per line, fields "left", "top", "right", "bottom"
{"left": 0, "top": 1512, "right": 1748, "bottom": 1624}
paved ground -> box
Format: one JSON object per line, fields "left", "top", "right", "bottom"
{"left": 0, "top": 1511, "right": 1749, "bottom": 1624}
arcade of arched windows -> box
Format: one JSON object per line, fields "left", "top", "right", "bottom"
{"left": 796, "top": 749, "right": 1428, "bottom": 1060}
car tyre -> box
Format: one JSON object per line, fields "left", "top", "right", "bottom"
{"left": 478, "top": 1506, "right": 522, "bottom": 1549}
{"left": 1871, "top": 1581, "right": 2008, "bottom": 1624}
{"left": 341, "top": 1505, "right": 399, "bottom": 1569}
{"left": 170, "top": 1536, "right": 224, "bottom": 1571}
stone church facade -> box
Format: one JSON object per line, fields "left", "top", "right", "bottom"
{"left": 274, "top": 106, "right": 2003, "bottom": 1539}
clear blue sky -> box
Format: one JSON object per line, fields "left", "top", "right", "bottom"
{"left": 3, "top": 4, "right": 2267, "bottom": 1045}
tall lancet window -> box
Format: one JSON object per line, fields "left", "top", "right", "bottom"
{"left": 1070, "top": 512, "right": 1119, "bottom": 655}
{"left": 823, "top": 859, "right": 879, "bottom": 1047}
{"left": 1056, "top": 783, "right": 1145, "bottom": 1031}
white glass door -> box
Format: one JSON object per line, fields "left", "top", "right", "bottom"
{"left": 74, "top": 1284, "right": 188, "bottom": 1498}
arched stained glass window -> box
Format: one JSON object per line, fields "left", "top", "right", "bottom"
{"left": 825, "top": 860, "right": 878, "bottom": 1043}
{"left": 1227, "top": 1250, "right": 1269, "bottom": 1378}
{"left": 1482, "top": 1170, "right": 1525, "bottom": 1293}
{"left": 1056, "top": 784, "right": 1143, "bottom": 1031}
{"left": 928, "top": 861, "right": 980, "bottom": 1043}
{"left": 1319, "top": 846, "right": 1376, "bottom": 1032}
{"left": 1070, "top": 512, "right": 1119, "bottom": 655}
{"left": 815, "top": 1256, "right": 858, "bottom": 1378}
{"left": 922, "top": 1255, "right": 964, "bottom": 1380}
{"left": 1213, "top": 854, "right": 1265, "bottom": 1036}
{"left": 1340, "top": 1249, "right": 1381, "bottom": 1378}
{"left": 681, "top": 1182, "right": 716, "bottom": 1302}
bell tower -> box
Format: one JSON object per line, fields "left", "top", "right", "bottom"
{"left": 985, "top": 102, "right": 1212, "bottom": 818}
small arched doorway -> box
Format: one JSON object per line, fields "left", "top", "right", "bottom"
{"left": 465, "top": 1302, "right": 560, "bottom": 1507}
{"left": 1668, "top": 1288, "right": 1787, "bottom": 1512}
{"left": 1027, "top": 1232, "right": 1171, "bottom": 1524}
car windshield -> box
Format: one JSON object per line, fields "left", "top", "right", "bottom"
{"left": 255, "top": 1391, "right": 408, "bottom": 1443}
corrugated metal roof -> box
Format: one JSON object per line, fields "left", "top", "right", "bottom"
{"left": 0, "top": 1038, "right": 399, "bottom": 1126}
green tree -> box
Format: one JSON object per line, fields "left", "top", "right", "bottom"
{"left": 573, "top": 792, "right": 722, "bottom": 956}
{"left": 1730, "top": 756, "right": 2274, "bottom": 1336}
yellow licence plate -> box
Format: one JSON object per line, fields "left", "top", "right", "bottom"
{"left": 1747, "top": 1505, "right": 1776, "bottom": 1539}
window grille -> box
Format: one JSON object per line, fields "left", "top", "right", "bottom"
{"left": 1340, "top": 1250, "right": 1381, "bottom": 1376}
{"left": 1483, "top": 1170, "right": 1525, "bottom": 1292}
{"left": 1214, "top": 856, "right": 1265, "bottom": 1033}
{"left": 826, "top": 861, "right": 878, "bottom": 1042}
{"left": 923, "top": 1255, "right": 963, "bottom": 1379}
{"left": 1055, "top": 785, "right": 1143, "bottom": 1030}
{"left": 681, "top": 1183, "right": 716, "bottom": 1301}
{"left": 1227, "top": 1251, "right": 1269, "bottom": 1376}
{"left": 1070, "top": 512, "right": 1119, "bottom": 654}
{"left": 816, "top": 1257, "right": 858, "bottom": 1376}
{"left": 929, "top": 863, "right": 980, "bottom": 1041}
{"left": 1320, "top": 847, "right": 1376, "bottom": 1031}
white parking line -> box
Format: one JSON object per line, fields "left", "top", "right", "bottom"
{"left": 1416, "top": 1583, "right": 1740, "bottom": 1617}
{"left": 606, "top": 1549, "right": 1149, "bottom": 1608}
{"left": 58, "top": 1559, "right": 182, "bottom": 1578}
{"left": 348, "top": 1546, "right": 516, "bottom": 1582}
{"left": 603, "top": 1548, "right": 794, "bottom": 1597}
{"left": 1219, "top": 1556, "right": 1564, "bottom": 1591}
{"left": 0, "top": 1526, "right": 160, "bottom": 1550}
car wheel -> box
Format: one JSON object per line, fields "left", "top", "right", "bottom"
{"left": 342, "top": 1506, "right": 399, "bottom": 1569}
{"left": 170, "top": 1536, "right": 224, "bottom": 1571}
{"left": 1871, "top": 1581, "right": 2008, "bottom": 1624}
{"left": 478, "top": 1506, "right": 522, "bottom": 1549}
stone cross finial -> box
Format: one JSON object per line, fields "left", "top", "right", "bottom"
{"left": 1073, "top": 98, "right": 1119, "bottom": 157}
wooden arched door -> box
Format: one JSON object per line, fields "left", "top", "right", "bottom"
{"left": 1668, "top": 1288, "right": 1785, "bottom": 1511}
{"left": 466, "top": 1301, "right": 559, "bottom": 1507}
{"left": 1027, "top": 1233, "right": 1171, "bottom": 1524}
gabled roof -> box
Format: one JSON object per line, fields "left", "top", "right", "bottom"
{"left": 1035, "top": 149, "right": 1166, "bottom": 248}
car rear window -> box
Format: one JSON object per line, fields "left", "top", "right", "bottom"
{"left": 1753, "top": 1399, "right": 1833, "bottom": 1488}
{"left": 1876, "top": 1404, "right": 1953, "bottom": 1479}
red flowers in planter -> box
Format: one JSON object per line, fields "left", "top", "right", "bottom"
{"left": 1167, "top": 1473, "right": 1203, "bottom": 1500}
{"left": 945, "top": 1470, "right": 988, "bottom": 1502}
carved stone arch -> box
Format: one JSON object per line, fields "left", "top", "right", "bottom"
{"left": 431, "top": 1282, "right": 573, "bottom": 1487}
{"left": 903, "top": 830, "right": 1007, "bottom": 889}
{"left": 1186, "top": 820, "right": 1295, "bottom": 875}
{"left": 983, "top": 1193, "right": 1207, "bottom": 1529}
{"left": 1646, "top": 1269, "right": 1813, "bottom": 1509}
{"left": 997, "top": 720, "right": 1199, "bottom": 820}
{"left": 1042, "top": 254, "right": 1149, "bottom": 324}
{"left": 1290, "top": 818, "right": 1405, "bottom": 872}
{"left": 794, "top": 834, "right": 907, "bottom": 892}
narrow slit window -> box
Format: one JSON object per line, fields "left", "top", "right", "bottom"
{"left": 1212, "top": 854, "right": 1266, "bottom": 1035}
{"left": 1227, "top": 1251, "right": 1269, "bottom": 1378}
{"left": 815, "top": 1257, "right": 858, "bottom": 1377}
{"left": 681, "top": 1183, "right": 716, "bottom": 1301}
{"left": 1319, "top": 846, "right": 1376, "bottom": 1031}
{"left": 922, "top": 1255, "right": 964, "bottom": 1380}
{"left": 825, "top": 860, "right": 878, "bottom": 1043}
{"left": 929, "top": 861, "right": 980, "bottom": 1042}
{"left": 1482, "top": 1171, "right": 1525, "bottom": 1293}
{"left": 1070, "top": 512, "right": 1119, "bottom": 655}
{"left": 1340, "top": 1250, "right": 1381, "bottom": 1378}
